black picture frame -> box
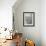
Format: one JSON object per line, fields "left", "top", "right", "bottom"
{"left": 23, "top": 12, "right": 35, "bottom": 27}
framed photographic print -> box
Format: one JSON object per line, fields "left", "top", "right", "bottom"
{"left": 23, "top": 12, "right": 35, "bottom": 27}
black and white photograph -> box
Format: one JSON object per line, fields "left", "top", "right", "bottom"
{"left": 23, "top": 12, "right": 35, "bottom": 27}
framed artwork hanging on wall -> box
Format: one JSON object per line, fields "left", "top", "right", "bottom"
{"left": 23, "top": 12, "right": 35, "bottom": 27}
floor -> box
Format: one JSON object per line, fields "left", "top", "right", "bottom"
{"left": 0, "top": 39, "right": 16, "bottom": 46}
{"left": 0, "top": 33, "right": 23, "bottom": 46}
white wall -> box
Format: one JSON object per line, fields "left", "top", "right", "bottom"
{"left": 0, "top": 0, "right": 16, "bottom": 30}
{"left": 13, "top": 0, "right": 41, "bottom": 46}
{"left": 40, "top": 0, "right": 46, "bottom": 46}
